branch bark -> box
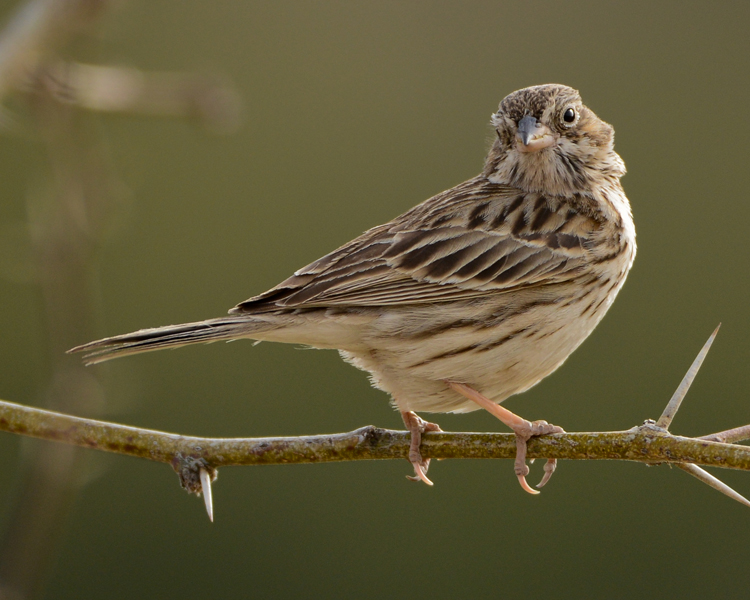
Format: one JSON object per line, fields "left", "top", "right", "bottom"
{"left": 1, "top": 397, "right": 748, "bottom": 495}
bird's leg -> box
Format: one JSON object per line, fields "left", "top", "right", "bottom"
{"left": 400, "top": 410, "right": 442, "bottom": 486}
{"left": 446, "top": 381, "right": 563, "bottom": 494}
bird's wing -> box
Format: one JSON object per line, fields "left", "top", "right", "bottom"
{"left": 232, "top": 177, "right": 603, "bottom": 312}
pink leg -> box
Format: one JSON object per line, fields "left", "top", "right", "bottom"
{"left": 446, "top": 381, "right": 563, "bottom": 494}
{"left": 401, "top": 410, "right": 443, "bottom": 486}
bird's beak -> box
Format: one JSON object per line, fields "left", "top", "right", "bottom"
{"left": 516, "top": 115, "right": 556, "bottom": 153}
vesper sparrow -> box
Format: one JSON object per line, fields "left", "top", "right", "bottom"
{"left": 72, "top": 84, "right": 636, "bottom": 493}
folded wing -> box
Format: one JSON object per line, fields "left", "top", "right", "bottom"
{"left": 232, "top": 178, "right": 602, "bottom": 313}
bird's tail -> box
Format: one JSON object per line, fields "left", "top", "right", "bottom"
{"left": 68, "top": 316, "right": 274, "bottom": 365}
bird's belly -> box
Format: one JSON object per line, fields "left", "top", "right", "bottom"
{"left": 341, "top": 275, "right": 625, "bottom": 413}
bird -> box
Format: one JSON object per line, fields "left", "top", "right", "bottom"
{"left": 70, "top": 84, "right": 636, "bottom": 494}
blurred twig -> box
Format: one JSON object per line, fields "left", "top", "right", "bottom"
{"left": 0, "top": 0, "right": 241, "bottom": 596}
{"left": 0, "top": 3, "right": 114, "bottom": 596}
{"left": 37, "top": 62, "right": 241, "bottom": 132}
{"left": 0, "top": 0, "right": 109, "bottom": 102}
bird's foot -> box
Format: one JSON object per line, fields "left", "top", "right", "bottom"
{"left": 400, "top": 410, "right": 442, "bottom": 486}
{"left": 511, "top": 419, "right": 564, "bottom": 493}
{"left": 446, "top": 381, "right": 563, "bottom": 494}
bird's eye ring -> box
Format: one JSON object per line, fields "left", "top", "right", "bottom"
{"left": 562, "top": 107, "right": 577, "bottom": 125}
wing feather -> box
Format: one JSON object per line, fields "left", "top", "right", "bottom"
{"left": 232, "top": 177, "right": 603, "bottom": 313}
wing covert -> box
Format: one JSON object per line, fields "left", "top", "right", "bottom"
{"left": 232, "top": 178, "right": 602, "bottom": 312}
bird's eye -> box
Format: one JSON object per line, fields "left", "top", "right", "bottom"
{"left": 562, "top": 107, "right": 576, "bottom": 125}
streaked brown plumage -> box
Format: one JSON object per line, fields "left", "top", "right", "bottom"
{"left": 71, "top": 84, "right": 636, "bottom": 491}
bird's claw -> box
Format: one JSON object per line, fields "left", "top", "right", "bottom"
{"left": 513, "top": 419, "right": 564, "bottom": 494}
{"left": 537, "top": 459, "right": 557, "bottom": 488}
{"left": 406, "top": 460, "right": 434, "bottom": 486}
{"left": 401, "top": 411, "right": 442, "bottom": 486}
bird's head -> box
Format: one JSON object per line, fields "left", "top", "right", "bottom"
{"left": 485, "top": 84, "right": 625, "bottom": 197}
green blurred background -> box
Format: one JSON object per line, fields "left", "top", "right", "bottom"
{"left": 0, "top": 0, "right": 749, "bottom": 598}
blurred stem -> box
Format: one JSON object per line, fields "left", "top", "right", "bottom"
{"left": 0, "top": 86, "right": 110, "bottom": 598}
{"left": 0, "top": 0, "right": 242, "bottom": 595}
{"left": 1, "top": 398, "right": 749, "bottom": 490}
{"left": 0, "top": 0, "right": 114, "bottom": 591}
{"left": 0, "top": 0, "right": 109, "bottom": 102}
{"left": 40, "top": 62, "right": 242, "bottom": 132}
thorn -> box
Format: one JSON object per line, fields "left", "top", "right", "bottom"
{"left": 699, "top": 423, "right": 750, "bottom": 445}
{"left": 199, "top": 467, "right": 214, "bottom": 522}
{"left": 656, "top": 324, "right": 721, "bottom": 430}
{"left": 677, "top": 463, "right": 750, "bottom": 508}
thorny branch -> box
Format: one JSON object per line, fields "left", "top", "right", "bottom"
{"left": 1, "top": 398, "right": 748, "bottom": 472}
{"left": 1, "top": 325, "right": 748, "bottom": 521}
